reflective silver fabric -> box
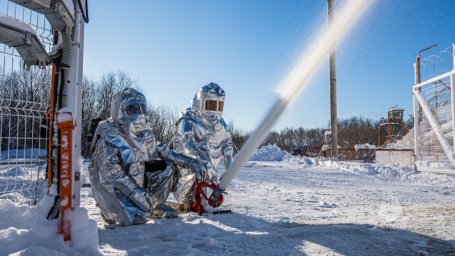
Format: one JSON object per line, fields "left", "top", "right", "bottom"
{"left": 172, "top": 83, "right": 234, "bottom": 205}
{"left": 89, "top": 88, "right": 204, "bottom": 225}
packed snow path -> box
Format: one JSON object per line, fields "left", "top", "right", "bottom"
{"left": 81, "top": 158, "right": 455, "bottom": 256}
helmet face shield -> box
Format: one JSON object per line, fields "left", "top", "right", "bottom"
{"left": 204, "top": 100, "right": 224, "bottom": 112}
{"left": 118, "top": 96, "right": 148, "bottom": 124}
{"left": 125, "top": 102, "right": 147, "bottom": 116}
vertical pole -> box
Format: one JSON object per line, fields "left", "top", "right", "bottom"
{"left": 47, "top": 64, "right": 56, "bottom": 188}
{"left": 57, "top": 2, "right": 85, "bottom": 241}
{"left": 416, "top": 55, "right": 421, "bottom": 84}
{"left": 387, "top": 110, "right": 391, "bottom": 142}
{"left": 72, "top": 4, "right": 85, "bottom": 207}
{"left": 451, "top": 44, "right": 455, "bottom": 159}
{"left": 328, "top": 0, "right": 338, "bottom": 158}
{"left": 452, "top": 43, "right": 454, "bottom": 69}
{"left": 413, "top": 57, "right": 421, "bottom": 163}
{"left": 377, "top": 126, "right": 380, "bottom": 146}
{"left": 63, "top": 4, "right": 85, "bottom": 208}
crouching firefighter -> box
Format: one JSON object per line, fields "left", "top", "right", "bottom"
{"left": 172, "top": 83, "right": 235, "bottom": 213}
{"left": 89, "top": 88, "right": 210, "bottom": 225}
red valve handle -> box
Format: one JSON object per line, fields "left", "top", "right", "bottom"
{"left": 190, "top": 181, "right": 224, "bottom": 214}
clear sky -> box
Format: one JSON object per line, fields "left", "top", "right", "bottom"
{"left": 83, "top": 0, "right": 455, "bottom": 132}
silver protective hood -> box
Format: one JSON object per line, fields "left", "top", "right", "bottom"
{"left": 192, "top": 82, "right": 225, "bottom": 124}
{"left": 173, "top": 83, "right": 234, "bottom": 205}
{"left": 111, "top": 88, "right": 148, "bottom": 133}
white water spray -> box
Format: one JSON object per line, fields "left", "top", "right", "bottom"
{"left": 218, "top": 0, "right": 375, "bottom": 191}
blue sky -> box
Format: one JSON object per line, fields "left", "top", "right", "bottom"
{"left": 84, "top": 0, "right": 455, "bottom": 131}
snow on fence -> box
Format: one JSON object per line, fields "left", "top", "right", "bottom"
{"left": 0, "top": 0, "right": 53, "bottom": 205}
{"left": 413, "top": 44, "right": 455, "bottom": 174}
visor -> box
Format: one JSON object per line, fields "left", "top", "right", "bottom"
{"left": 205, "top": 100, "right": 224, "bottom": 112}
{"left": 125, "top": 103, "right": 147, "bottom": 115}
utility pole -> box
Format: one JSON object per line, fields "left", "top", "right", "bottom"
{"left": 328, "top": 0, "right": 338, "bottom": 158}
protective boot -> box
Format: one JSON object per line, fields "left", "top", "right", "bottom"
{"left": 151, "top": 203, "right": 179, "bottom": 219}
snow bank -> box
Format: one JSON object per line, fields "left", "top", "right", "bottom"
{"left": 0, "top": 195, "right": 100, "bottom": 255}
{"left": 250, "top": 144, "right": 290, "bottom": 161}
{"left": 0, "top": 149, "right": 47, "bottom": 161}
{"left": 315, "top": 159, "right": 455, "bottom": 185}
{"left": 282, "top": 154, "right": 314, "bottom": 167}
{"left": 316, "top": 159, "right": 414, "bottom": 178}
{"left": 248, "top": 144, "right": 455, "bottom": 185}
{"left": 354, "top": 143, "right": 376, "bottom": 150}
{"left": 249, "top": 144, "right": 313, "bottom": 167}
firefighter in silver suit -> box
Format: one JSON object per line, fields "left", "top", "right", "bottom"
{"left": 172, "top": 83, "right": 234, "bottom": 211}
{"left": 89, "top": 88, "right": 208, "bottom": 225}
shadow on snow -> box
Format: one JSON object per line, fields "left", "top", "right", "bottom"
{"left": 97, "top": 212, "right": 455, "bottom": 256}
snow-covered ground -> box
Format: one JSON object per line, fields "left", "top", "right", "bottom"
{"left": 1, "top": 145, "right": 455, "bottom": 255}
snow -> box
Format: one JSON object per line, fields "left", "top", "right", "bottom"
{"left": 250, "top": 144, "right": 290, "bottom": 161}
{"left": 1, "top": 145, "right": 455, "bottom": 255}
{"left": 0, "top": 194, "right": 99, "bottom": 255}
{"left": 416, "top": 160, "right": 455, "bottom": 170}
{"left": 56, "top": 109, "right": 73, "bottom": 124}
{"left": 0, "top": 149, "right": 46, "bottom": 161}
{"left": 354, "top": 143, "right": 376, "bottom": 150}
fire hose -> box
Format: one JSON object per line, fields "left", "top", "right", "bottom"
{"left": 202, "top": 0, "right": 374, "bottom": 208}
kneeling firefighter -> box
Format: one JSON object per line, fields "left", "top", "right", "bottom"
{"left": 89, "top": 88, "right": 209, "bottom": 225}
{"left": 172, "top": 83, "right": 235, "bottom": 212}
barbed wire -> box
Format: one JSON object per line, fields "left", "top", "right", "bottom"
{"left": 420, "top": 45, "right": 453, "bottom": 81}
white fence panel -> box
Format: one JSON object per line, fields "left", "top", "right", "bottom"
{"left": 413, "top": 44, "right": 455, "bottom": 174}
{"left": 0, "top": 0, "right": 53, "bottom": 205}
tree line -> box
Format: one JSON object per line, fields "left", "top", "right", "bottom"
{"left": 1, "top": 70, "right": 412, "bottom": 157}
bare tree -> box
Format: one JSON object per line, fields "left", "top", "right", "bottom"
{"left": 147, "top": 104, "right": 178, "bottom": 144}
{"left": 81, "top": 71, "right": 140, "bottom": 156}
{"left": 227, "top": 120, "right": 249, "bottom": 152}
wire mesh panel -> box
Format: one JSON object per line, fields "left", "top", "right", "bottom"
{"left": 414, "top": 44, "right": 455, "bottom": 174}
{"left": 417, "top": 77, "right": 452, "bottom": 161}
{"left": 0, "top": 0, "right": 52, "bottom": 205}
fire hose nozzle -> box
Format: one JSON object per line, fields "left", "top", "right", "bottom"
{"left": 209, "top": 186, "right": 225, "bottom": 207}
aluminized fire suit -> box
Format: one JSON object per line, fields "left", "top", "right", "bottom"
{"left": 172, "top": 83, "right": 234, "bottom": 209}
{"left": 89, "top": 88, "right": 207, "bottom": 225}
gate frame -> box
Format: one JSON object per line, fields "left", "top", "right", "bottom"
{"left": 1, "top": 0, "right": 86, "bottom": 241}
{"left": 413, "top": 44, "right": 455, "bottom": 174}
